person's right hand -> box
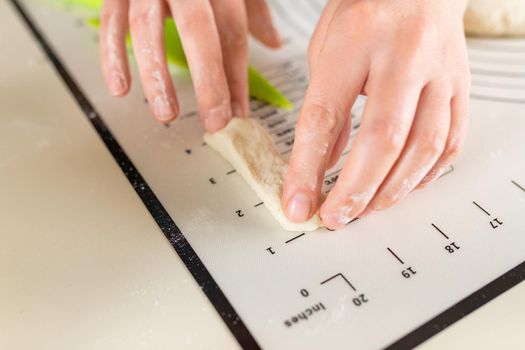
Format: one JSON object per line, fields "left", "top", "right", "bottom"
{"left": 281, "top": 0, "right": 470, "bottom": 230}
{"left": 100, "top": 0, "right": 281, "bottom": 131}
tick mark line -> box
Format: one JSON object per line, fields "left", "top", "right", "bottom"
{"left": 226, "top": 169, "right": 237, "bottom": 175}
{"left": 511, "top": 180, "right": 525, "bottom": 192}
{"left": 431, "top": 223, "right": 449, "bottom": 240}
{"left": 320, "top": 273, "right": 356, "bottom": 291}
{"left": 347, "top": 217, "right": 359, "bottom": 225}
{"left": 254, "top": 202, "right": 264, "bottom": 207}
{"left": 473, "top": 201, "right": 491, "bottom": 216}
{"left": 285, "top": 232, "right": 306, "bottom": 244}
{"left": 325, "top": 169, "right": 341, "bottom": 179}
{"left": 387, "top": 247, "right": 405, "bottom": 265}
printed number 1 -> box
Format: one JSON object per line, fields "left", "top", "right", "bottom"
{"left": 445, "top": 242, "right": 460, "bottom": 253}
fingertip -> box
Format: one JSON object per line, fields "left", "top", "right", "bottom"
{"left": 154, "top": 113, "right": 177, "bottom": 124}
{"left": 254, "top": 26, "right": 283, "bottom": 49}
{"left": 415, "top": 182, "right": 428, "bottom": 190}
{"left": 416, "top": 166, "right": 446, "bottom": 189}
{"left": 152, "top": 95, "right": 179, "bottom": 123}
{"left": 264, "top": 29, "right": 283, "bottom": 49}
{"left": 109, "top": 73, "right": 130, "bottom": 97}
{"left": 359, "top": 208, "right": 373, "bottom": 218}
{"left": 320, "top": 212, "right": 350, "bottom": 231}
{"left": 246, "top": 0, "right": 282, "bottom": 49}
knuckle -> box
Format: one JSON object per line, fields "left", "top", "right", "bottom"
{"left": 331, "top": 2, "right": 376, "bottom": 38}
{"left": 407, "top": 11, "right": 438, "bottom": 46}
{"left": 395, "top": 24, "right": 436, "bottom": 69}
{"left": 222, "top": 27, "right": 247, "bottom": 49}
{"left": 301, "top": 100, "right": 341, "bottom": 136}
{"left": 286, "top": 161, "right": 324, "bottom": 196}
{"left": 129, "top": 10, "right": 149, "bottom": 29}
{"left": 411, "top": 15, "right": 434, "bottom": 38}
{"left": 366, "top": 118, "right": 407, "bottom": 152}
{"left": 176, "top": 9, "right": 213, "bottom": 35}
{"left": 417, "top": 130, "right": 447, "bottom": 157}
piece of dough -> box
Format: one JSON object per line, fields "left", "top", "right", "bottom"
{"left": 204, "top": 118, "right": 322, "bottom": 231}
{"left": 464, "top": 0, "right": 525, "bottom": 36}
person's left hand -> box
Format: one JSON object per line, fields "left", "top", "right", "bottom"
{"left": 99, "top": 0, "right": 281, "bottom": 130}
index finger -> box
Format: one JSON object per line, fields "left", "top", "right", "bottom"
{"left": 282, "top": 35, "right": 367, "bottom": 223}
{"left": 168, "top": 0, "right": 232, "bottom": 132}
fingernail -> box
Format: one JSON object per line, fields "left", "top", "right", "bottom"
{"left": 111, "top": 72, "right": 127, "bottom": 96}
{"left": 286, "top": 192, "right": 312, "bottom": 223}
{"left": 205, "top": 104, "right": 232, "bottom": 132}
{"left": 153, "top": 95, "right": 175, "bottom": 121}
{"left": 321, "top": 213, "right": 351, "bottom": 230}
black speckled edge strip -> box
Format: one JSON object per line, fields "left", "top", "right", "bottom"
{"left": 9, "top": 1, "right": 260, "bottom": 348}
{"left": 386, "top": 261, "right": 525, "bottom": 349}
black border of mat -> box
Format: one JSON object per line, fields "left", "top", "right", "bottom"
{"left": 385, "top": 261, "right": 525, "bottom": 349}
{"left": 8, "top": 1, "right": 261, "bottom": 349}
{"left": 10, "top": 1, "right": 525, "bottom": 349}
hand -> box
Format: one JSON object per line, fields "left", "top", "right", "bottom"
{"left": 282, "top": 0, "right": 471, "bottom": 230}
{"left": 100, "top": 0, "right": 281, "bottom": 131}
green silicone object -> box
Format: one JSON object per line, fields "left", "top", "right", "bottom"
{"left": 61, "top": 0, "right": 293, "bottom": 110}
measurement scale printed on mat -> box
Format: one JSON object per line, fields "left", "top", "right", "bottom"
{"left": 9, "top": 0, "right": 525, "bottom": 349}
